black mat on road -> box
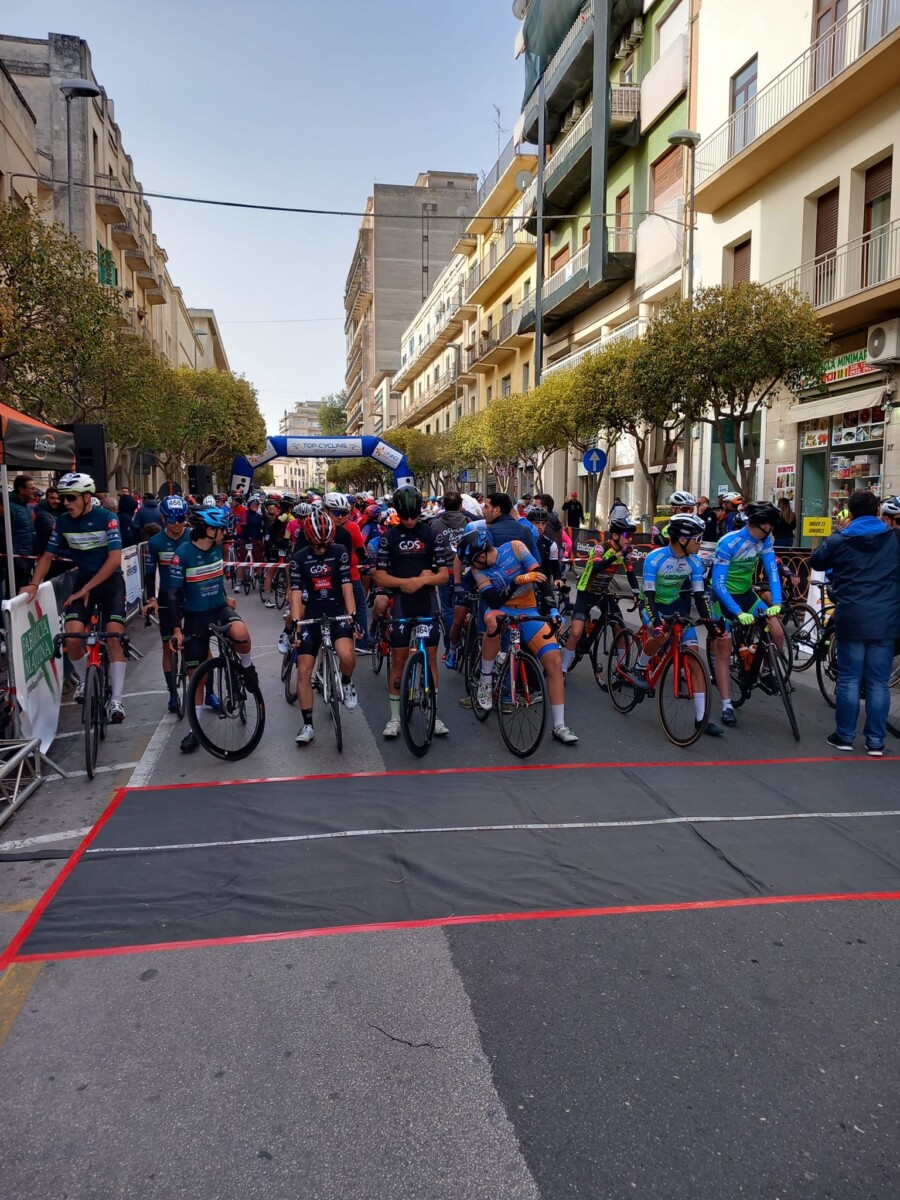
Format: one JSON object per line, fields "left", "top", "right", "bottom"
{"left": 13, "top": 761, "right": 900, "bottom": 958}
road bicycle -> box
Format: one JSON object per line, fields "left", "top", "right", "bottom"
{"left": 53, "top": 612, "right": 130, "bottom": 779}
{"left": 170, "top": 639, "right": 188, "bottom": 719}
{"left": 186, "top": 622, "right": 265, "bottom": 760}
{"left": 755, "top": 572, "right": 821, "bottom": 674}
{"left": 446, "top": 589, "right": 481, "bottom": 682}
{"left": 224, "top": 541, "right": 239, "bottom": 590}
{"left": 368, "top": 597, "right": 391, "bottom": 676}
{"left": 607, "top": 616, "right": 711, "bottom": 748}
{"left": 467, "top": 613, "right": 550, "bottom": 758}
{"left": 292, "top": 617, "right": 351, "bottom": 751}
{"left": 260, "top": 548, "right": 289, "bottom": 609}
{"left": 394, "top": 615, "right": 438, "bottom": 758}
{"left": 558, "top": 591, "right": 630, "bottom": 690}
{"left": 705, "top": 612, "right": 799, "bottom": 742}
{"left": 237, "top": 540, "right": 260, "bottom": 595}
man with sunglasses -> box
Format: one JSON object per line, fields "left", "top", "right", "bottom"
{"left": 143, "top": 494, "right": 192, "bottom": 712}
{"left": 561, "top": 517, "right": 641, "bottom": 675}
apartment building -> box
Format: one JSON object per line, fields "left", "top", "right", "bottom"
{"left": 343, "top": 172, "right": 478, "bottom": 438}
{"left": 692, "top": 0, "right": 900, "bottom": 542}
{"left": 273, "top": 401, "right": 325, "bottom": 492}
{"left": 515, "top": 0, "right": 696, "bottom": 517}
{"left": 0, "top": 59, "right": 43, "bottom": 203}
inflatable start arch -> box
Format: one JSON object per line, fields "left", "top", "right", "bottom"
{"left": 229, "top": 434, "right": 413, "bottom": 495}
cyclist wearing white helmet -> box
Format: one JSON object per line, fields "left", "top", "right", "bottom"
{"left": 21, "top": 472, "right": 129, "bottom": 723}
{"left": 325, "top": 492, "right": 369, "bottom": 652}
{"left": 880, "top": 496, "right": 900, "bottom": 529}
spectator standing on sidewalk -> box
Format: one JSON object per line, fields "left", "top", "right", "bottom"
{"left": 561, "top": 491, "right": 584, "bottom": 534}
{"left": 810, "top": 489, "right": 900, "bottom": 757}
{"left": 4, "top": 474, "right": 37, "bottom": 590}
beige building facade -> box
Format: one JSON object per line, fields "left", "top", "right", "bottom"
{"left": 272, "top": 401, "right": 325, "bottom": 493}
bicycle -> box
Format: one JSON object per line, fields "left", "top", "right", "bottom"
{"left": 607, "top": 616, "right": 711, "bottom": 748}
{"left": 705, "top": 612, "right": 799, "bottom": 742}
{"left": 394, "top": 615, "right": 438, "bottom": 758}
{"left": 170, "top": 639, "right": 188, "bottom": 719}
{"left": 259, "top": 548, "right": 289, "bottom": 608}
{"left": 185, "top": 623, "right": 266, "bottom": 760}
{"left": 558, "top": 591, "right": 629, "bottom": 690}
{"left": 368, "top": 599, "right": 392, "bottom": 676}
{"left": 467, "top": 613, "right": 550, "bottom": 758}
{"left": 292, "top": 617, "right": 349, "bottom": 751}
{"left": 53, "top": 612, "right": 129, "bottom": 779}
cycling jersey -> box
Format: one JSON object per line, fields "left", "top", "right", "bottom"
{"left": 642, "top": 546, "right": 705, "bottom": 607}
{"left": 168, "top": 541, "right": 226, "bottom": 614}
{"left": 576, "top": 542, "right": 639, "bottom": 595}
{"left": 244, "top": 509, "right": 265, "bottom": 542}
{"left": 471, "top": 541, "right": 558, "bottom": 660}
{"left": 712, "top": 527, "right": 781, "bottom": 617}
{"left": 144, "top": 527, "right": 191, "bottom": 599}
{"left": 334, "top": 520, "right": 365, "bottom": 582}
{"left": 290, "top": 545, "right": 351, "bottom": 619}
{"left": 46, "top": 507, "right": 122, "bottom": 578}
{"left": 376, "top": 521, "right": 442, "bottom": 619}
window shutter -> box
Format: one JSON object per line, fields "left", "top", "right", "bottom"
{"left": 651, "top": 148, "right": 683, "bottom": 211}
{"left": 733, "top": 238, "right": 751, "bottom": 282}
{"left": 815, "top": 188, "right": 839, "bottom": 257}
{"left": 865, "top": 158, "right": 892, "bottom": 203}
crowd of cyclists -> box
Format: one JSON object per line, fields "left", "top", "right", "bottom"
{"left": 20, "top": 470, "right": 900, "bottom": 758}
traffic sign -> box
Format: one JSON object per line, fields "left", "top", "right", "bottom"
{"left": 582, "top": 448, "right": 607, "bottom": 474}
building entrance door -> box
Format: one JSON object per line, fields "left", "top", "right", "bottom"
{"left": 799, "top": 452, "right": 827, "bottom": 546}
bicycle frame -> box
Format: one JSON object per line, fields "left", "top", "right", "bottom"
{"left": 294, "top": 617, "right": 349, "bottom": 706}
{"left": 631, "top": 617, "right": 699, "bottom": 700}
{"left": 393, "top": 616, "right": 436, "bottom": 688}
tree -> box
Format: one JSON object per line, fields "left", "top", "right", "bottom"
{"left": 318, "top": 391, "right": 348, "bottom": 436}
{"left": 644, "top": 283, "right": 831, "bottom": 495}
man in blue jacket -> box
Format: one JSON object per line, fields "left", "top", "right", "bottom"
{"left": 810, "top": 490, "right": 900, "bottom": 756}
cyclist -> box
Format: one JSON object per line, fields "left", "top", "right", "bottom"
{"left": 709, "top": 500, "right": 784, "bottom": 728}
{"left": 527, "top": 506, "right": 567, "bottom": 613}
{"left": 238, "top": 495, "right": 265, "bottom": 591}
{"left": 168, "top": 507, "right": 258, "bottom": 754}
{"left": 637, "top": 513, "right": 725, "bottom": 737}
{"left": 561, "top": 517, "right": 640, "bottom": 675}
{"left": 262, "top": 498, "right": 291, "bottom": 607}
{"left": 21, "top": 471, "right": 128, "bottom": 723}
{"left": 374, "top": 484, "right": 449, "bottom": 739}
{"left": 457, "top": 528, "right": 577, "bottom": 745}
{"left": 324, "top": 492, "right": 370, "bottom": 653}
{"left": 142, "top": 494, "right": 191, "bottom": 712}
{"left": 652, "top": 491, "right": 697, "bottom": 547}
{"left": 722, "top": 492, "right": 743, "bottom": 533}
{"left": 880, "top": 495, "right": 900, "bottom": 530}
{"left": 289, "top": 511, "right": 359, "bottom": 745}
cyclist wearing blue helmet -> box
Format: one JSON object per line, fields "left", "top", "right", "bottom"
{"left": 169, "top": 507, "right": 258, "bottom": 753}
{"left": 143, "top": 495, "right": 192, "bottom": 713}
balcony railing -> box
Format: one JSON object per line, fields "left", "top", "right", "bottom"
{"left": 542, "top": 316, "right": 649, "bottom": 377}
{"left": 391, "top": 286, "right": 467, "bottom": 386}
{"left": 697, "top": 0, "right": 900, "bottom": 183}
{"left": 767, "top": 216, "right": 900, "bottom": 310}
{"left": 466, "top": 225, "right": 537, "bottom": 297}
{"left": 610, "top": 83, "right": 641, "bottom": 126}
{"left": 398, "top": 361, "right": 462, "bottom": 423}
{"left": 476, "top": 137, "right": 516, "bottom": 212}
{"left": 544, "top": 105, "right": 592, "bottom": 178}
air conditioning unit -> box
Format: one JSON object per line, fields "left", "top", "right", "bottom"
{"left": 492, "top": 218, "right": 503, "bottom": 237}
{"left": 625, "top": 17, "right": 644, "bottom": 47}
{"left": 614, "top": 35, "right": 630, "bottom": 59}
{"left": 867, "top": 318, "right": 900, "bottom": 365}
{"left": 570, "top": 99, "right": 584, "bottom": 122}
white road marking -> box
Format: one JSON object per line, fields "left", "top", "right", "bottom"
{"left": 44, "top": 762, "right": 140, "bottom": 783}
{"left": 85, "top": 808, "right": 900, "bottom": 856}
{"left": 127, "top": 715, "right": 177, "bottom": 788}
{"left": 61, "top": 691, "right": 168, "bottom": 708}
{"left": 52, "top": 722, "right": 159, "bottom": 741}
{"left": 0, "top": 827, "right": 93, "bottom": 852}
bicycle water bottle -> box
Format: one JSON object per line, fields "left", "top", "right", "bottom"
{"left": 739, "top": 645, "right": 754, "bottom": 671}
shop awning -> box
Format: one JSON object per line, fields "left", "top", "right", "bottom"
{"left": 786, "top": 385, "right": 886, "bottom": 424}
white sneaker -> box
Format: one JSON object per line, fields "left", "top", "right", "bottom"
{"left": 108, "top": 700, "right": 126, "bottom": 724}
{"left": 552, "top": 723, "right": 578, "bottom": 745}
{"left": 73, "top": 681, "right": 85, "bottom": 703}
{"left": 295, "top": 723, "right": 315, "bottom": 744}
{"left": 277, "top": 630, "right": 291, "bottom": 655}
{"left": 343, "top": 682, "right": 358, "bottom": 711}
{"left": 476, "top": 673, "right": 493, "bottom": 710}
{"left": 264, "top": 597, "right": 276, "bottom": 609}
{"left": 433, "top": 717, "right": 450, "bottom": 736}
{"left": 383, "top": 717, "right": 401, "bottom": 738}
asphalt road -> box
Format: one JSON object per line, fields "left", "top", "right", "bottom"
{"left": 0, "top": 587, "right": 898, "bottom": 1198}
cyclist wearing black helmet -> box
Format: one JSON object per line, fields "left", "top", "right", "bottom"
{"left": 561, "top": 518, "right": 640, "bottom": 674}
{"left": 374, "top": 485, "right": 449, "bottom": 739}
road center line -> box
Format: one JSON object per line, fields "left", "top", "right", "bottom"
{"left": 0, "top": 827, "right": 93, "bottom": 852}
{"left": 127, "top": 715, "right": 177, "bottom": 788}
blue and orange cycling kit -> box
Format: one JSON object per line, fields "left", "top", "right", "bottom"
{"left": 471, "top": 541, "right": 559, "bottom": 660}
{"left": 711, "top": 527, "right": 781, "bottom": 620}
{"left": 641, "top": 546, "right": 712, "bottom": 643}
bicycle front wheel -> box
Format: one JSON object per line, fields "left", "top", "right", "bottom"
{"left": 816, "top": 624, "right": 838, "bottom": 709}
{"left": 657, "top": 648, "right": 709, "bottom": 748}
{"left": 466, "top": 634, "right": 491, "bottom": 723}
{"left": 782, "top": 602, "right": 820, "bottom": 673}
{"left": 283, "top": 649, "right": 298, "bottom": 705}
{"left": 371, "top": 631, "right": 385, "bottom": 675}
{"left": 274, "top": 567, "right": 288, "bottom": 610}
{"left": 496, "top": 649, "right": 547, "bottom": 758}
{"left": 607, "top": 629, "right": 641, "bottom": 714}
{"left": 83, "top": 664, "right": 101, "bottom": 779}
{"left": 188, "top": 657, "right": 266, "bottom": 760}
{"left": 172, "top": 646, "right": 188, "bottom": 720}
{"left": 767, "top": 638, "right": 800, "bottom": 742}
{"left": 400, "top": 650, "right": 435, "bottom": 757}
{"left": 590, "top": 617, "right": 624, "bottom": 691}
{"left": 324, "top": 651, "right": 342, "bottom": 752}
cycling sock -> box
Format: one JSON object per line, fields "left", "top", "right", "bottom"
{"left": 560, "top": 647, "right": 575, "bottom": 672}
{"left": 164, "top": 669, "right": 175, "bottom": 696}
{"left": 722, "top": 699, "right": 734, "bottom": 713}
{"left": 480, "top": 657, "right": 495, "bottom": 676}
{"left": 341, "top": 673, "right": 352, "bottom": 686}
{"left": 389, "top": 696, "right": 400, "bottom": 722}
{"left": 552, "top": 704, "right": 565, "bottom": 728}
{"left": 693, "top": 692, "right": 706, "bottom": 721}
{"left": 71, "top": 656, "right": 87, "bottom": 683}
{"left": 109, "top": 660, "right": 126, "bottom": 702}
{"left": 239, "top": 652, "right": 253, "bottom": 668}
{"left": 302, "top": 707, "right": 313, "bottom": 726}
{"left": 636, "top": 653, "right": 649, "bottom": 669}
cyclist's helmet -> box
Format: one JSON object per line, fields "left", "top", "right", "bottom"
{"left": 190, "top": 506, "right": 229, "bottom": 532}
{"left": 744, "top": 501, "right": 780, "bottom": 528}
{"left": 303, "top": 511, "right": 335, "bottom": 548}
{"left": 292, "top": 501, "right": 313, "bottom": 519}
{"left": 667, "top": 514, "right": 706, "bottom": 541}
{"left": 57, "top": 472, "right": 95, "bottom": 495}
{"left": 668, "top": 490, "right": 696, "bottom": 508}
{"left": 457, "top": 528, "right": 493, "bottom": 565}
{"left": 202, "top": 495, "right": 216, "bottom": 508}
{"left": 722, "top": 491, "right": 742, "bottom": 506}
{"left": 365, "top": 502, "right": 381, "bottom": 520}
{"left": 881, "top": 496, "right": 900, "bottom": 517}
{"left": 608, "top": 517, "right": 638, "bottom": 536}
{"left": 733, "top": 510, "right": 748, "bottom": 528}
{"left": 280, "top": 493, "right": 296, "bottom": 510}
{"left": 527, "top": 506, "right": 550, "bottom": 523}
{"left": 392, "top": 485, "right": 423, "bottom": 520}
{"left": 323, "top": 491, "right": 351, "bottom": 514}
{"left": 160, "top": 495, "right": 189, "bottom": 523}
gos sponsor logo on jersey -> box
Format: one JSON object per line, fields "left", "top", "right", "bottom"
{"left": 398, "top": 539, "right": 426, "bottom": 552}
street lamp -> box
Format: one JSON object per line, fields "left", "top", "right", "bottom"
{"left": 667, "top": 129, "right": 701, "bottom": 301}
{"left": 59, "top": 78, "right": 102, "bottom": 234}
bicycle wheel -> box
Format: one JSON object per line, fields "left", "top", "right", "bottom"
{"left": 496, "top": 649, "right": 547, "bottom": 758}
{"left": 767, "top": 637, "right": 800, "bottom": 742}
{"left": 83, "top": 664, "right": 101, "bottom": 779}
{"left": 324, "top": 652, "right": 343, "bottom": 753}
{"left": 707, "top": 630, "right": 749, "bottom": 708}
{"left": 607, "top": 629, "right": 642, "bottom": 714}
{"left": 466, "top": 634, "right": 491, "bottom": 723}
{"left": 887, "top": 653, "right": 900, "bottom": 739}
{"left": 657, "top": 648, "right": 709, "bottom": 748}
{"left": 171, "top": 645, "right": 188, "bottom": 720}
{"left": 782, "top": 602, "right": 820, "bottom": 673}
{"left": 590, "top": 616, "right": 624, "bottom": 691}
{"left": 400, "top": 649, "right": 435, "bottom": 757}
{"left": 188, "top": 656, "right": 266, "bottom": 760}
{"left": 274, "top": 566, "right": 288, "bottom": 610}
{"left": 242, "top": 559, "right": 252, "bottom": 595}
{"left": 371, "top": 626, "right": 385, "bottom": 675}
{"left": 816, "top": 623, "right": 838, "bottom": 709}
{"left": 458, "top": 615, "right": 477, "bottom": 677}
{"left": 283, "top": 648, "right": 299, "bottom": 705}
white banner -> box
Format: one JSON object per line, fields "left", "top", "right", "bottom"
{"left": 371, "top": 441, "right": 403, "bottom": 469}
{"left": 286, "top": 436, "right": 363, "bottom": 458}
{"left": 123, "top": 545, "right": 142, "bottom": 618}
{"left": 2, "top": 585, "right": 64, "bottom": 752}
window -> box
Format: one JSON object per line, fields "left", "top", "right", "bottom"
{"left": 864, "top": 0, "right": 900, "bottom": 47}
{"left": 651, "top": 148, "right": 682, "bottom": 212}
{"left": 501, "top": 374, "right": 512, "bottom": 397}
{"left": 446, "top": 413, "right": 451, "bottom": 430}
{"left": 862, "top": 157, "right": 892, "bottom": 287}
{"left": 581, "top": 223, "right": 591, "bottom": 247}
{"left": 92, "top": 130, "right": 99, "bottom": 174}
{"left": 425, "top": 424, "right": 431, "bottom": 435}
{"left": 522, "top": 278, "right": 531, "bottom": 299}
{"left": 486, "top": 385, "right": 493, "bottom": 403}
{"left": 96, "top": 242, "right": 118, "bottom": 287}
{"left": 522, "top": 362, "right": 530, "bottom": 392}
{"left": 813, "top": 0, "right": 849, "bottom": 88}
{"left": 730, "top": 57, "right": 757, "bottom": 154}
{"left": 732, "top": 238, "right": 751, "bottom": 283}
{"left": 620, "top": 56, "right": 635, "bottom": 85}
{"left": 814, "top": 187, "right": 839, "bottom": 304}
{"left": 656, "top": 0, "right": 687, "bottom": 60}
{"left": 550, "top": 244, "right": 570, "bottom": 275}
{"left": 615, "top": 187, "right": 631, "bottom": 252}
{"left": 502, "top": 296, "right": 513, "bottom": 318}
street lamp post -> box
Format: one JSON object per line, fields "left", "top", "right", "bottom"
{"left": 667, "top": 129, "right": 702, "bottom": 493}
{"left": 59, "top": 78, "right": 102, "bottom": 234}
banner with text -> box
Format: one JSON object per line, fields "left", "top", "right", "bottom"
{"left": 2, "top": 584, "right": 64, "bottom": 751}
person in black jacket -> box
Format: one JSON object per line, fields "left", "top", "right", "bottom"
{"left": 34, "top": 487, "right": 60, "bottom": 557}
{"left": 810, "top": 489, "right": 900, "bottom": 756}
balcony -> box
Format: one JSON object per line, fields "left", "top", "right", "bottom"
{"left": 124, "top": 242, "right": 150, "bottom": 274}
{"left": 110, "top": 220, "right": 139, "bottom": 250}
{"left": 144, "top": 287, "right": 167, "bottom": 306}
{"left": 695, "top": 0, "right": 900, "bottom": 213}
{"left": 94, "top": 174, "right": 126, "bottom": 224}
{"left": 543, "top": 104, "right": 593, "bottom": 211}
{"left": 345, "top": 399, "right": 363, "bottom": 433}
{"left": 639, "top": 30, "right": 689, "bottom": 133}
{"left": 542, "top": 316, "right": 649, "bottom": 377}
{"left": 519, "top": 227, "right": 636, "bottom": 334}
{"left": 393, "top": 363, "right": 463, "bottom": 428}
{"left": 451, "top": 221, "right": 478, "bottom": 257}
{"left": 767, "top": 216, "right": 900, "bottom": 336}
{"left": 610, "top": 83, "right": 641, "bottom": 131}
{"left": 391, "top": 287, "right": 469, "bottom": 390}
{"left": 521, "top": 0, "right": 595, "bottom": 144}
{"left": 465, "top": 225, "right": 537, "bottom": 305}
{"left": 634, "top": 199, "right": 684, "bottom": 291}
{"left": 134, "top": 268, "right": 158, "bottom": 292}
{"left": 468, "top": 138, "right": 538, "bottom": 236}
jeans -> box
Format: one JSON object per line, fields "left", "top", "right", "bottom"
{"left": 438, "top": 583, "right": 455, "bottom": 651}
{"left": 835, "top": 638, "right": 894, "bottom": 748}
{"left": 352, "top": 578, "right": 369, "bottom": 650}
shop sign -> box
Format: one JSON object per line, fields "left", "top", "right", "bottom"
{"left": 774, "top": 464, "right": 795, "bottom": 497}
{"left": 802, "top": 516, "right": 833, "bottom": 537}
{"left": 803, "top": 349, "right": 880, "bottom": 389}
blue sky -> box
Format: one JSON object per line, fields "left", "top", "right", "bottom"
{"left": 3, "top": 0, "right": 525, "bottom": 430}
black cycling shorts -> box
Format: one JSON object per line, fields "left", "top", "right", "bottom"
{"left": 296, "top": 616, "right": 355, "bottom": 658}
{"left": 388, "top": 613, "right": 440, "bottom": 650}
{"left": 64, "top": 574, "right": 127, "bottom": 627}
{"left": 265, "top": 544, "right": 289, "bottom": 564}
{"left": 157, "top": 601, "right": 178, "bottom": 643}
{"left": 183, "top": 604, "right": 244, "bottom": 669}
{"left": 572, "top": 588, "right": 619, "bottom": 621}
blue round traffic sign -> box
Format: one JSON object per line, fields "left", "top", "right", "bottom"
{"left": 582, "top": 448, "right": 607, "bottom": 474}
